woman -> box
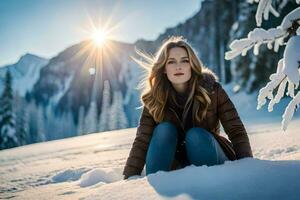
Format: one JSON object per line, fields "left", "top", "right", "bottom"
{"left": 123, "top": 36, "right": 253, "bottom": 179}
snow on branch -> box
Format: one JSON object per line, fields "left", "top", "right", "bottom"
{"left": 257, "top": 59, "right": 287, "bottom": 111}
{"left": 225, "top": 7, "right": 300, "bottom": 60}
{"left": 282, "top": 36, "right": 300, "bottom": 84}
{"left": 282, "top": 91, "right": 300, "bottom": 130}
{"left": 257, "top": 36, "right": 300, "bottom": 130}
{"left": 248, "top": 0, "right": 300, "bottom": 27}
{"left": 227, "top": 2, "right": 300, "bottom": 130}
{"left": 225, "top": 27, "right": 287, "bottom": 60}
{"left": 247, "top": 0, "right": 279, "bottom": 27}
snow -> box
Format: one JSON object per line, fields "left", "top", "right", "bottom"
{"left": 50, "top": 72, "right": 74, "bottom": 104}
{"left": 225, "top": 27, "right": 285, "bottom": 60}
{"left": 79, "top": 168, "right": 121, "bottom": 187}
{"left": 252, "top": 0, "right": 280, "bottom": 27}
{"left": 0, "top": 54, "right": 48, "bottom": 96}
{"left": 225, "top": 7, "right": 300, "bottom": 59}
{"left": 283, "top": 36, "right": 300, "bottom": 85}
{"left": 282, "top": 92, "right": 300, "bottom": 130}
{"left": 226, "top": 4, "right": 300, "bottom": 130}
{"left": 256, "top": 36, "right": 300, "bottom": 130}
{"left": 280, "top": 7, "right": 300, "bottom": 31}
{"left": 1, "top": 109, "right": 300, "bottom": 199}
{"left": 223, "top": 82, "right": 300, "bottom": 126}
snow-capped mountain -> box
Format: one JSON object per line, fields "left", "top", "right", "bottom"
{"left": 29, "top": 40, "right": 143, "bottom": 127}
{"left": 1, "top": 0, "right": 298, "bottom": 147}
{"left": 3, "top": 0, "right": 295, "bottom": 122}
{"left": 0, "top": 53, "right": 48, "bottom": 96}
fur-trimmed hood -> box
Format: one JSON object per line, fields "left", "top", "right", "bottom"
{"left": 200, "top": 67, "right": 219, "bottom": 92}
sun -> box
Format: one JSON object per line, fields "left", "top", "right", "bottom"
{"left": 92, "top": 29, "right": 107, "bottom": 47}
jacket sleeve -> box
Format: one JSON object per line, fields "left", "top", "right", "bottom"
{"left": 216, "top": 82, "right": 253, "bottom": 159}
{"left": 122, "top": 106, "right": 157, "bottom": 179}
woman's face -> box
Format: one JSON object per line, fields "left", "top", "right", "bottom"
{"left": 164, "top": 47, "right": 192, "bottom": 85}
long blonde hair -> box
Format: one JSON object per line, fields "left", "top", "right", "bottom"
{"left": 132, "top": 36, "right": 211, "bottom": 123}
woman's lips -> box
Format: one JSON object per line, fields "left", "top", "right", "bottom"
{"left": 174, "top": 73, "right": 184, "bottom": 76}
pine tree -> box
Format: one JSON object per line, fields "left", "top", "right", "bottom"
{"left": 14, "top": 92, "right": 29, "bottom": 146}
{"left": 98, "top": 80, "right": 111, "bottom": 132}
{"left": 45, "top": 104, "right": 56, "bottom": 140}
{"left": 27, "top": 99, "right": 39, "bottom": 143}
{"left": 0, "top": 70, "right": 18, "bottom": 149}
{"left": 18, "top": 107, "right": 29, "bottom": 146}
{"left": 84, "top": 101, "right": 98, "bottom": 134}
{"left": 63, "top": 110, "right": 76, "bottom": 138}
{"left": 109, "top": 91, "right": 128, "bottom": 130}
{"left": 36, "top": 105, "right": 46, "bottom": 142}
{"left": 77, "top": 105, "right": 85, "bottom": 135}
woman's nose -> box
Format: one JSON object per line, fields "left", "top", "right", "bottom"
{"left": 175, "top": 63, "right": 182, "bottom": 69}
{"left": 176, "top": 67, "right": 182, "bottom": 71}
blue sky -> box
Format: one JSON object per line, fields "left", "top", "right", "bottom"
{"left": 0, "top": 0, "right": 201, "bottom": 66}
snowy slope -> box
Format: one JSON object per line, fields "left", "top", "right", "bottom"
{"left": 1, "top": 117, "right": 300, "bottom": 200}
{"left": 222, "top": 83, "right": 300, "bottom": 129}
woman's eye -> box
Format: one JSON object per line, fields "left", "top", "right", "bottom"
{"left": 167, "top": 61, "right": 175, "bottom": 64}
{"left": 182, "top": 60, "right": 189, "bottom": 63}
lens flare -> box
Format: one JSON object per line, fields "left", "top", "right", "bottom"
{"left": 92, "top": 29, "right": 107, "bottom": 47}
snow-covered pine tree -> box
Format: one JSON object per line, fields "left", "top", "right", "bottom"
{"left": 98, "top": 80, "right": 111, "bottom": 132}
{"left": 45, "top": 104, "right": 57, "bottom": 140}
{"left": 27, "top": 99, "right": 39, "bottom": 143}
{"left": 18, "top": 106, "right": 29, "bottom": 145}
{"left": 119, "top": 56, "right": 144, "bottom": 127}
{"left": 37, "top": 105, "right": 46, "bottom": 142}
{"left": 109, "top": 91, "right": 128, "bottom": 130}
{"left": 14, "top": 92, "right": 29, "bottom": 146}
{"left": 0, "top": 70, "right": 18, "bottom": 149}
{"left": 77, "top": 105, "right": 85, "bottom": 135}
{"left": 65, "top": 110, "right": 76, "bottom": 137}
{"left": 225, "top": 0, "right": 300, "bottom": 130}
{"left": 84, "top": 101, "right": 98, "bottom": 134}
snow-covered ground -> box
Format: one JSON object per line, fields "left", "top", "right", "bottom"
{"left": 1, "top": 86, "right": 300, "bottom": 200}
{"left": 1, "top": 116, "right": 300, "bottom": 200}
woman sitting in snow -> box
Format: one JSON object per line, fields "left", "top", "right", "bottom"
{"left": 123, "top": 36, "right": 253, "bottom": 179}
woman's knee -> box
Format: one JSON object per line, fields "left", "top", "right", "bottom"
{"left": 152, "top": 121, "right": 178, "bottom": 143}
{"left": 185, "top": 127, "right": 214, "bottom": 145}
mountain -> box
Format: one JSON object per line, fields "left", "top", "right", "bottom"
{"left": 29, "top": 40, "right": 143, "bottom": 126}
{"left": 135, "top": 0, "right": 298, "bottom": 92}
{"left": 1, "top": 0, "right": 297, "bottom": 141}
{"left": 0, "top": 53, "right": 48, "bottom": 96}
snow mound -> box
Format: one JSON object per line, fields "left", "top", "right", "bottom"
{"left": 84, "top": 158, "right": 300, "bottom": 200}
{"left": 52, "top": 168, "right": 88, "bottom": 183}
{"left": 79, "top": 167, "right": 123, "bottom": 187}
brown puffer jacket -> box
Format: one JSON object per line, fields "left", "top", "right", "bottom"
{"left": 123, "top": 68, "right": 253, "bottom": 179}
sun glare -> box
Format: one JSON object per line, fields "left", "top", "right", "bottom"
{"left": 76, "top": 9, "right": 131, "bottom": 81}
{"left": 89, "top": 67, "right": 96, "bottom": 75}
{"left": 92, "top": 29, "right": 107, "bottom": 47}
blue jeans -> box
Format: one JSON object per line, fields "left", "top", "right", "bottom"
{"left": 145, "top": 121, "right": 229, "bottom": 175}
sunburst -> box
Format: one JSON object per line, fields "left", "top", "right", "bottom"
{"left": 92, "top": 29, "right": 108, "bottom": 47}
{"left": 70, "top": 4, "right": 135, "bottom": 101}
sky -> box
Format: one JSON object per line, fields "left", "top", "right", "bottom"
{"left": 0, "top": 0, "right": 201, "bottom": 67}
